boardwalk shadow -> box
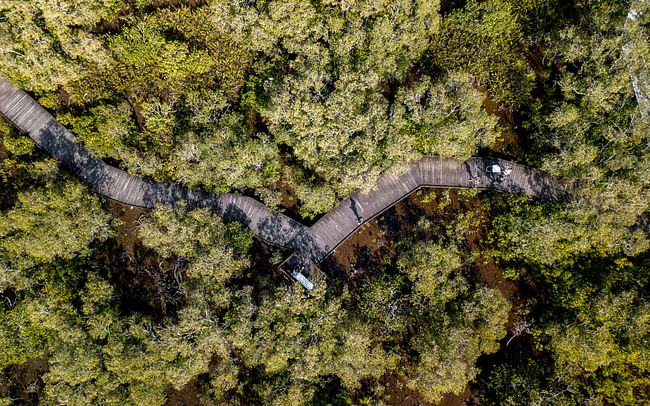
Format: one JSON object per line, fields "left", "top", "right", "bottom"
{"left": 222, "top": 202, "right": 252, "bottom": 227}
{"left": 38, "top": 120, "right": 112, "bottom": 191}
{"left": 221, "top": 202, "right": 311, "bottom": 250}
{"left": 349, "top": 198, "right": 362, "bottom": 222}
{"left": 141, "top": 181, "right": 193, "bottom": 209}
{"left": 39, "top": 120, "right": 206, "bottom": 209}
{"left": 38, "top": 120, "right": 313, "bottom": 251}
{"left": 518, "top": 165, "right": 571, "bottom": 202}
{"left": 257, "top": 210, "right": 305, "bottom": 248}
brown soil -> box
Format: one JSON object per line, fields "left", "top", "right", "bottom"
{"left": 0, "top": 352, "right": 48, "bottom": 406}
{"left": 322, "top": 188, "right": 524, "bottom": 404}
{"left": 482, "top": 96, "right": 525, "bottom": 160}
{"left": 440, "top": 0, "right": 468, "bottom": 14}
{"left": 276, "top": 181, "right": 299, "bottom": 213}
{"left": 93, "top": 15, "right": 122, "bottom": 35}
{"left": 382, "top": 375, "right": 477, "bottom": 406}
{"left": 166, "top": 376, "right": 202, "bottom": 406}
{"left": 99, "top": 200, "right": 184, "bottom": 318}
{"left": 322, "top": 218, "right": 397, "bottom": 291}
{"left": 394, "top": 188, "right": 522, "bottom": 318}
{"left": 267, "top": 178, "right": 302, "bottom": 222}
{"left": 323, "top": 188, "right": 519, "bottom": 303}
{"left": 249, "top": 238, "right": 293, "bottom": 287}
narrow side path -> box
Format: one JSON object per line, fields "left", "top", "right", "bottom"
{"left": 626, "top": 0, "right": 650, "bottom": 118}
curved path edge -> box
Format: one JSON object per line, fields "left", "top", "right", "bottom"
{"left": 0, "top": 78, "right": 571, "bottom": 289}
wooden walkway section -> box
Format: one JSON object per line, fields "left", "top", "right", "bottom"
{"left": 0, "top": 78, "right": 572, "bottom": 290}
{"left": 281, "top": 156, "right": 571, "bottom": 285}
{"left": 304, "top": 156, "right": 569, "bottom": 261}
{"left": 0, "top": 78, "right": 307, "bottom": 249}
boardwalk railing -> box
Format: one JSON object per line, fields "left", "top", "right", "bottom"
{"left": 0, "top": 78, "right": 571, "bottom": 290}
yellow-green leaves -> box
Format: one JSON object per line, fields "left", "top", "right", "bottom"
{"left": 393, "top": 73, "right": 500, "bottom": 160}
{"left": 0, "top": 181, "right": 112, "bottom": 267}
{"left": 398, "top": 240, "right": 466, "bottom": 302}
{"left": 0, "top": 0, "right": 118, "bottom": 92}
{"left": 138, "top": 204, "right": 252, "bottom": 292}
{"left": 431, "top": 0, "right": 536, "bottom": 107}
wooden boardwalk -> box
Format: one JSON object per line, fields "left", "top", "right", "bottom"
{"left": 281, "top": 156, "right": 571, "bottom": 284}
{"left": 0, "top": 79, "right": 307, "bottom": 249}
{"left": 300, "top": 156, "right": 570, "bottom": 265}
{"left": 0, "top": 78, "right": 572, "bottom": 290}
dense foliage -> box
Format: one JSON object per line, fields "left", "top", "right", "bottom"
{"left": 0, "top": 0, "right": 648, "bottom": 404}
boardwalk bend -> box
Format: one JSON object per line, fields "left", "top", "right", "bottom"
{"left": 0, "top": 78, "right": 571, "bottom": 290}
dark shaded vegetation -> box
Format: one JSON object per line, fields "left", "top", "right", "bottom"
{"left": 0, "top": 352, "right": 47, "bottom": 406}
{"left": 98, "top": 202, "right": 186, "bottom": 318}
